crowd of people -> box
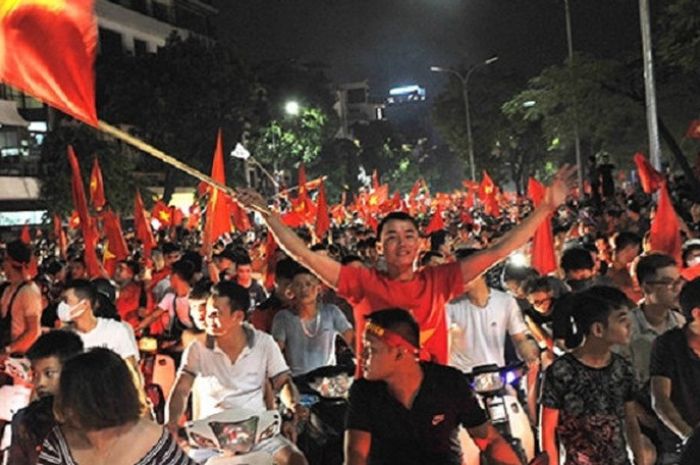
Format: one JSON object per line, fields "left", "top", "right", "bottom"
{"left": 0, "top": 163, "right": 699, "bottom": 465}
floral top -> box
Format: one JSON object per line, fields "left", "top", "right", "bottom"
{"left": 540, "top": 352, "right": 636, "bottom": 465}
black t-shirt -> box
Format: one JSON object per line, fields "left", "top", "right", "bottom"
{"left": 525, "top": 294, "right": 572, "bottom": 341}
{"left": 345, "top": 362, "right": 487, "bottom": 465}
{"left": 650, "top": 327, "right": 700, "bottom": 452}
{"left": 680, "top": 426, "right": 700, "bottom": 465}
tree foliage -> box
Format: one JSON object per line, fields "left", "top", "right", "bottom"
{"left": 38, "top": 124, "right": 142, "bottom": 216}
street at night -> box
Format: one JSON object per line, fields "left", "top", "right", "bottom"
{"left": 0, "top": 1, "right": 699, "bottom": 464}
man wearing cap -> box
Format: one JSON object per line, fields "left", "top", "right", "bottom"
{"left": 344, "top": 308, "right": 521, "bottom": 465}
{"left": 1, "top": 240, "right": 41, "bottom": 355}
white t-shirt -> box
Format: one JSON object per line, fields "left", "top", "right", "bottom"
{"left": 75, "top": 318, "right": 140, "bottom": 361}
{"left": 179, "top": 324, "right": 290, "bottom": 418}
{"left": 447, "top": 288, "right": 528, "bottom": 373}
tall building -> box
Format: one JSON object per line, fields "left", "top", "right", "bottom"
{"left": 334, "top": 81, "right": 385, "bottom": 139}
{"left": 0, "top": 0, "right": 218, "bottom": 224}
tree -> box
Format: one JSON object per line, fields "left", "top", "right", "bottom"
{"left": 503, "top": 53, "right": 700, "bottom": 197}
{"left": 96, "top": 34, "right": 262, "bottom": 202}
{"left": 38, "top": 123, "right": 142, "bottom": 216}
{"left": 656, "top": 0, "right": 700, "bottom": 75}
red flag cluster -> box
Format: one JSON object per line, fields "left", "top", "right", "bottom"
{"left": 527, "top": 178, "right": 556, "bottom": 275}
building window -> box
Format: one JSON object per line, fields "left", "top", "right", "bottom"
{"left": 134, "top": 39, "right": 147, "bottom": 56}
{"left": 99, "top": 27, "right": 124, "bottom": 55}
{"left": 347, "top": 88, "right": 367, "bottom": 104}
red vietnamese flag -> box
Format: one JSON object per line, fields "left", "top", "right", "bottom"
{"left": 424, "top": 205, "right": 445, "bottom": 235}
{"left": 528, "top": 177, "right": 557, "bottom": 275}
{"left": 686, "top": 120, "right": 700, "bottom": 139}
{"left": 171, "top": 207, "right": 184, "bottom": 227}
{"left": 633, "top": 152, "right": 664, "bottom": 194}
{"left": 53, "top": 214, "right": 67, "bottom": 258}
{"left": 202, "top": 130, "right": 233, "bottom": 246}
{"left": 315, "top": 179, "right": 331, "bottom": 241}
{"left": 186, "top": 203, "right": 201, "bottom": 231}
{"left": 134, "top": 191, "right": 156, "bottom": 257}
{"left": 650, "top": 182, "right": 682, "bottom": 264}
{"left": 89, "top": 156, "right": 105, "bottom": 210}
{"left": 264, "top": 232, "right": 278, "bottom": 291}
{"left": 224, "top": 195, "right": 251, "bottom": 232}
{"left": 67, "top": 145, "right": 101, "bottom": 277}
{"left": 20, "top": 224, "right": 31, "bottom": 244}
{"left": 151, "top": 200, "right": 172, "bottom": 228}
{"left": 0, "top": 0, "right": 98, "bottom": 126}
{"left": 101, "top": 209, "right": 128, "bottom": 276}
{"left": 479, "top": 171, "right": 500, "bottom": 216}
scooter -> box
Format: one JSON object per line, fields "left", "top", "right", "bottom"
{"left": 0, "top": 355, "right": 32, "bottom": 464}
{"left": 459, "top": 363, "right": 535, "bottom": 465}
{"left": 185, "top": 409, "right": 282, "bottom": 465}
{"left": 293, "top": 364, "right": 354, "bottom": 465}
{"left": 138, "top": 336, "right": 176, "bottom": 424}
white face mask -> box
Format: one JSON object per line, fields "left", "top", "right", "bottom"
{"left": 57, "top": 300, "right": 87, "bottom": 322}
{"left": 687, "top": 256, "right": 700, "bottom": 268}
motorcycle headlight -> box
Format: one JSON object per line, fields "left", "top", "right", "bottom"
{"left": 138, "top": 337, "right": 158, "bottom": 353}
{"left": 472, "top": 372, "right": 504, "bottom": 393}
{"left": 209, "top": 417, "right": 258, "bottom": 454}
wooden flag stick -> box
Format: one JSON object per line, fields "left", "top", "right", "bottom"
{"left": 97, "top": 120, "right": 268, "bottom": 214}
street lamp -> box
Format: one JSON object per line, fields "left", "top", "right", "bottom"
{"left": 285, "top": 100, "right": 300, "bottom": 116}
{"left": 431, "top": 55, "right": 499, "bottom": 181}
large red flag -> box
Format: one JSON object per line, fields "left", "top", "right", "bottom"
{"left": 202, "top": 130, "right": 232, "bottom": 246}
{"left": 0, "top": 0, "right": 98, "bottom": 126}
{"left": 650, "top": 182, "right": 682, "bottom": 264}
{"left": 89, "top": 157, "right": 105, "bottom": 210}
{"left": 633, "top": 152, "right": 664, "bottom": 194}
{"left": 315, "top": 180, "right": 331, "bottom": 241}
{"left": 101, "top": 209, "right": 129, "bottom": 276}
{"left": 67, "top": 146, "right": 101, "bottom": 277}
{"left": 151, "top": 200, "right": 172, "bottom": 229}
{"left": 134, "top": 191, "right": 156, "bottom": 257}
{"left": 424, "top": 206, "right": 445, "bottom": 235}
{"left": 527, "top": 178, "right": 557, "bottom": 275}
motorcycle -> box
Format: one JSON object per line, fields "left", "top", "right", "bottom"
{"left": 185, "top": 408, "right": 282, "bottom": 465}
{"left": 459, "top": 363, "right": 535, "bottom": 465}
{"left": 293, "top": 364, "right": 354, "bottom": 465}
{"left": 138, "top": 336, "right": 176, "bottom": 424}
{"left": 0, "top": 355, "right": 32, "bottom": 462}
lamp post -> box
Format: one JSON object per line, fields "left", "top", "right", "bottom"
{"left": 431, "top": 56, "right": 498, "bottom": 181}
{"left": 563, "top": 0, "right": 584, "bottom": 193}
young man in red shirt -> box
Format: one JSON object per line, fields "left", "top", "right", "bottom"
{"left": 236, "top": 165, "right": 575, "bottom": 367}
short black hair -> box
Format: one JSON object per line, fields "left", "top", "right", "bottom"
{"left": 523, "top": 276, "right": 554, "bottom": 295}
{"left": 161, "top": 243, "right": 180, "bottom": 255}
{"left": 6, "top": 240, "right": 31, "bottom": 264}
{"left": 366, "top": 308, "right": 420, "bottom": 348}
{"left": 26, "top": 330, "right": 84, "bottom": 364}
{"left": 190, "top": 279, "right": 213, "bottom": 301}
{"left": 613, "top": 232, "right": 641, "bottom": 252}
{"left": 171, "top": 259, "right": 195, "bottom": 283}
{"left": 291, "top": 266, "right": 316, "bottom": 280}
{"left": 211, "top": 281, "right": 250, "bottom": 314}
{"left": 502, "top": 265, "right": 539, "bottom": 285}
{"left": 565, "top": 286, "right": 631, "bottom": 349}
{"left": 429, "top": 230, "right": 448, "bottom": 251}
{"left": 54, "top": 348, "right": 142, "bottom": 430}
{"left": 64, "top": 279, "right": 98, "bottom": 309}
{"left": 560, "top": 247, "right": 594, "bottom": 273}
{"left": 118, "top": 259, "right": 140, "bottom": 276}
{"left": 679, "top": 278, "right": 700, "bottom": 321}
{"left": 234, "top": 254, "right": 252, "bottom": 266}
{"left": 635, "top": 253, "right": 677, "bottom": 286}
{"left": 377, "top": 212, "right": 419, "bottom": 238}
{"left": 275, "top": 258, "right": 300, "bottom": 281}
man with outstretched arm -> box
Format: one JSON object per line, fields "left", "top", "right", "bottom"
{"left": 236, "top": 165, "right": 576, "bottom": 366}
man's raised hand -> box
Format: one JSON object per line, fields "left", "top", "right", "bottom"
{"left": 544, "top": 164, "right": 578, "bottom": 210}
{"left": 235, "top": 187, "right": 270, "bottom": 215}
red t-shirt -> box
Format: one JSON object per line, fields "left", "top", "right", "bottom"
{"left": 116, "top": 281, "right": 152, "bottom": 329}
{"left": 336, "top": 262, "right": 464, "bottom": 371}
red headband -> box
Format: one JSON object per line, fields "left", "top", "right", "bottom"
{"left": 365, "top": 321, "right": 431, "bottom": 361}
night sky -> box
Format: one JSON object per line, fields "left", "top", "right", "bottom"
{"left": 214, "top": 0, "right": 641, "bottom": 99}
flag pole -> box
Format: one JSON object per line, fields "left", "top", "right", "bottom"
{"left": 96, "top": 120, "right": 268, "bottom": 214}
